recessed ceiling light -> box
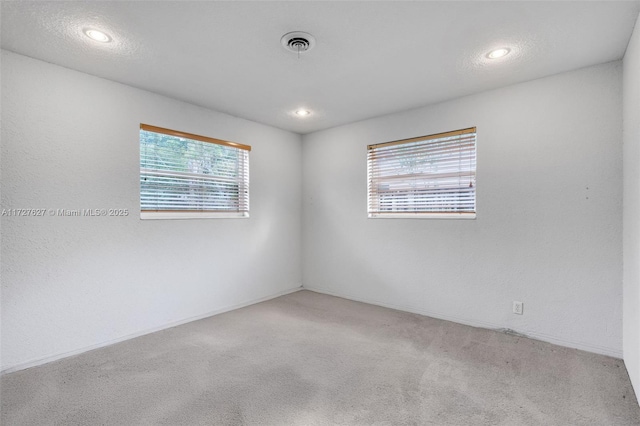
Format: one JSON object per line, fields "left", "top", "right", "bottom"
{"left": 486, "top": 48, "right": 510, "bottom": 59}
{"left": 84, "top": 29, "right": 112, "bottom": 43}
{"left": 295, "top": 109, "right": 311, "bottom": 117}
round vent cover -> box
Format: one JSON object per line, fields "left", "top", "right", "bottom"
{"left": 281, "top": 31, "right": 316, "bottom": 54}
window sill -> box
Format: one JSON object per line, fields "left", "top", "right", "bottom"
{"left": 368, "top": 212, "right": 476, "bottom": 220}
{"left": 140, "top": 211, "right": 249, "bottom": 220}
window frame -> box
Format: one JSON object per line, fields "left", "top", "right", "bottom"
{"left": 139, "top": 124, "right": 251, "bottom": 220}
{"left": 367, "top": 127, "right": 477, "bottom": 219}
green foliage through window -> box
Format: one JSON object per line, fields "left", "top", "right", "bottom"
{"left": 140, "top": 126, "right": 250, "bottom": 217}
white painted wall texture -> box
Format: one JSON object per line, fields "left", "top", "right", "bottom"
{"left": 0, "top": 50, "right": 303, "bottom": 371}
{"left": 623, "top": 13, "right": 640, "bottom": 395}
{"left": 302, "top": 62, "right": 624, "bottom": 357}
{"left": 0, "top": 48, "right": 632, "bottom": 376}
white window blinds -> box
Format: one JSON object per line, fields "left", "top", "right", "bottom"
{"left": 140, "top": 124, "right": 250, "bottom": 219}
{"left": 367, "top": 127, "right": 476, "bottom": 218}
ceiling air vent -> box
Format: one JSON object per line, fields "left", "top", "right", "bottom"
{"left": 281, "top": 31, "right": 316, "bottom": 56}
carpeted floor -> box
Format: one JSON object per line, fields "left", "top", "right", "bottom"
{"left": 1, "top": 290, "right": 639, "bottom": 425}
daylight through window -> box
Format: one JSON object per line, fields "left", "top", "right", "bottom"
{"left": 140, "top": 124, "right": 250, "bottom": 219}
{"left": 367, "top": 127, "right": 476, "bottom": 218}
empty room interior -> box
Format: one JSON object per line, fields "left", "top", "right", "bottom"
{"left": 3, "top": 1, "right": 640, "bottom": 424}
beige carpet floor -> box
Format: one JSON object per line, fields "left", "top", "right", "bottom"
{"left": 1, "top": 290, "right": 639, "bottom": 425}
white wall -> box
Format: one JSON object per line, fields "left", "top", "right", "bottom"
{"left": 0, "top": 46, "right": 630, "bottom": 373}
{"left": 302, "top": 62, "right": 623, "bottom": 357}
{"left": 623, "top": 13, "right": 640, "bottom": 395}
{"left": 0, "top": 50, "right": 303, "bottom": 372}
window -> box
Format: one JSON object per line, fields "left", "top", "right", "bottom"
{"left": 367, "top": 127, "right": 476, "bottom": 219}
{"left": 140, "top": 124, "right": 250, "bottom": 219}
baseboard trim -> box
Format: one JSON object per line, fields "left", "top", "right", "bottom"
{"left": 1, "top": 286, "right": 303, "bottom": 375}
{"left": 304, "top": 286, "right": 622, "bottom": 359}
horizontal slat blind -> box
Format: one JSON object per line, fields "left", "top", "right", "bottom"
{"left": 367, "top": 127, "right": 476, "bottom": 217}
{"left": 140, "top": 125, "right": 250, "bottom": 215}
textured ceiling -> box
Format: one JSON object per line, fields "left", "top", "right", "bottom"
{"left": 2, "top": 1, "right": 639, "bottom": 134}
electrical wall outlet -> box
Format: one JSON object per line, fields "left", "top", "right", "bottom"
{"left": 513, "top": 301, "right": 523, "bottom": 315}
